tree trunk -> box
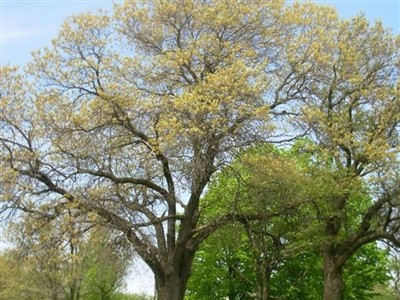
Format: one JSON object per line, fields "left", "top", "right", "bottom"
{"left": 153, "top": 248, "right": 196, "bottom": 300}
{"left": 155, "top": 273, "right": 189, "bottom": 300}
{"left": 258, "top": 279, "right": 270, "bottom": 300}
{"left": 323, "top": 251, "right": 345, "bottom": 300}
{"left": 257, "top": 267, "right": 272, "bottom": 300}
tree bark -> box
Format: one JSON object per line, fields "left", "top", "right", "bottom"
{"left": 154, "top": 268, "right": 191, "bottom": 300}
{"left": 153, "top": 248, "right": 196, "bottom": 300}
{"left": 257, "top": 267, "right": 272, "bottom": 300}
{"left": 155, "top": 275, "right": 186, "bottom": 300}
{"left": 323, "top": 251, "right": 345, "bottom": 300}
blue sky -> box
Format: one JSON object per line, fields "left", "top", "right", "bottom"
{"left": 1, "top": 0, "right": 399, "bottom": 295}
{"left": 1, "top": 0, "right": 399, "bottom": 66}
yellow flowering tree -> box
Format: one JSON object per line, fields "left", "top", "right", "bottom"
{"left": 296, "top": 15, "right": 400, "bottom": 300}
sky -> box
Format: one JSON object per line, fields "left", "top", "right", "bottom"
{"left": 1, "top": 0, "right": 399, "bottom": 66}
{"left": 1, "top": 0, "right": 400, "bottom": 296}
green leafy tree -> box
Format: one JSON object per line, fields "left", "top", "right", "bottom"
{"left": 78, "top": 227, "right": 131, "bottom": 300}
{"left": 188, "top": 145, "right": 311, "bottom": 300}
{"left": 186, "top": 224, "right": 255, "bottom": 300}
{"left": 189, "top": 238, "right": 389, "bottom": 300}
{"left": 0, "top": 213, "right": 131, "bottom": 300}
{"left": 188, "top": 145, "right": 391, "bottom": 300}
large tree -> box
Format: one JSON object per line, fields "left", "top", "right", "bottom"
{"left": 294, "top": 16, "right": 400, "bottom": 300}
{"left": 190, "top": 145, "right": 312, "bottom": 300}
{"left": 0, "top": 1, "right": 318, "bottom": 298}
{"left": 0, "top": 1, "right": 399, "bottom": 299}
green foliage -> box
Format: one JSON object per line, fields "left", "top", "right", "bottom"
{"left": 344, "top": 244, "right": 390, "bottom": 300}
{"left": 188, "top": 230, "right": 390, "bottom": 299}
{"left": 79, "top": 228, "right": 130, "bottom": 300}
{"left": 188, "top": 144, "right": 392, "bottom": 299}
{"left": 187, "top": 225, "right": 255, "bottom": 300}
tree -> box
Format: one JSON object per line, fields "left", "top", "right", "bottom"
{"left": 191, "top": 145, "right": 312, "bottom": 300}
{"left": 187, "top": 145, "right": 391, "bottom": 300}
{"left": 292, "top": 16, "right": 400, "bottom": 300}
{"left": 76, "top": 226, "right": 131, "bottom": 300}
{"left": 189, "top": 236, "right": 390, "bottom": 300}
{"left": 0, "top": 1, "right": 399, "bottom": 299}
{"left": 0, "top": 213, "right": 131, "bottom": 300}
{"left": 0, "top": 1, "right": 322, "bottom": 298}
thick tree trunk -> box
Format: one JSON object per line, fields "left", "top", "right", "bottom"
{"left": 153, "top": 248, "right": 196, "bottom": 300}
{"left": 155, "top": 272, "right": 191, "bottom": 300}
{"left": 155, "top": 275, "right": 186, "bottom": 300}
{"left": 323, "top": 204, "right": 346, "bottom": 300}
{"left": 323, "top": 252, "right": 345, "bottom": 300}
